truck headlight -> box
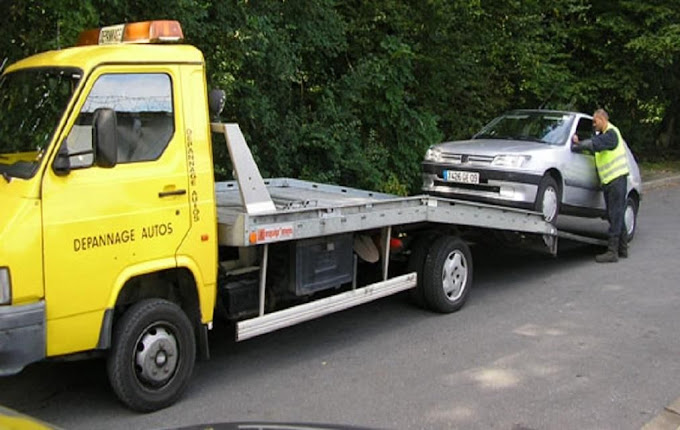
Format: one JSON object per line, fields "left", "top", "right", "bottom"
{"left": 424, "top": 146, "right": 442, "bottom": 162}
{"left": 492, "top": 155, "right": 531, "bottom": 168}
{"left": 0, "top": 267, "right": 10, "bottom": 305}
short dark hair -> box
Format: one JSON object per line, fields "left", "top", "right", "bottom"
{"left": 593, "top": 108, "right": 609, "bottom": 120}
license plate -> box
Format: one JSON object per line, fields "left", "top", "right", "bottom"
{"left": 443, "top": 170, "right": 479, "bottom": 184}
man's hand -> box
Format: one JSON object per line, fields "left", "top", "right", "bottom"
{"left": 571, "top": 135, "right": 593, "bottom": 153}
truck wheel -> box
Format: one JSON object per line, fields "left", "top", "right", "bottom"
{"left": 422, "top": 236, "right": 473, "bottom": 313}
{"left": 407, "top": 232, "right": 437, "bottom": 308}
{"left": 107, "top": 299, "right": 195, "bottom": 412}
{"left": 624, "top": 195, "right": 639, "bottom": 242}
{"left": 534, "top": 176, "right": 560, "bottom": 224}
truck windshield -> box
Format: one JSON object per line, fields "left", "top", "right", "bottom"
{"left": 0, "top": 68, "right": 80, "bottom": 180}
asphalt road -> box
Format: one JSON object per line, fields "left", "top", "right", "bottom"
{"left": 2, "top": 180, "right": 679, "bottom": 430}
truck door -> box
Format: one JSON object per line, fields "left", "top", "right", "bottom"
{"left": 41, "top": 68, "right": 191, "bottom": 356}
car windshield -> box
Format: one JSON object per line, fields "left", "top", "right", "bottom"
{"left": 0, "top": 67, "right": 81, "bottom": 180}
{"left": 474, "top": 111, "right": 574, "bottom": 145}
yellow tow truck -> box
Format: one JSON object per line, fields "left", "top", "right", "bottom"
{"left": 0, "top": 20, "right": 558, "bottom": 412}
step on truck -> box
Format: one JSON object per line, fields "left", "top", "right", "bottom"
{"left": 0, "top": 20, "right": 560, "bottom": 412}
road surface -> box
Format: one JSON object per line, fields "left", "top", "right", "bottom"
{"left": 2, "top": 181, "right": 679, "bottom": 430}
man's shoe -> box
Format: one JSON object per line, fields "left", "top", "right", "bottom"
{"left": 596, "top": 250, "right": 619, "bottom": 263}
{"left": 596, "top": 237, "right": 619, "bottom": 263}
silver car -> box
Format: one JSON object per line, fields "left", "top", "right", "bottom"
{"left": 422, "top": 109, "right": 642, "bottom": 240}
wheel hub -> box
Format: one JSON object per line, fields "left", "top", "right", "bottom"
{"left": 625, "top": 204, "right": 635, "bottom": 236}
{"left": 542, "top": 187, "right": 558, "bottom": 222}
{"left": 442, "top": 250, "right": 468, "bottom": 301}
{"left": 135, "top": 326, "right": 178, "bottom": 386}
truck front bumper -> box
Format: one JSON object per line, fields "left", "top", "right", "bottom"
{"left": 0, "top": 301, "right": 45, "bottom": 375}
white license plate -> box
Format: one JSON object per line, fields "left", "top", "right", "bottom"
{"left": 443, "top": 170, "right": 480, "bottom": 184}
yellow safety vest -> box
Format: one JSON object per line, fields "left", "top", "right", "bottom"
{"left": 595, "top": 123, "right": 630, "bottom": 185}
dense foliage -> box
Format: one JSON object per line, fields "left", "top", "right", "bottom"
{"left": 2, "top": 0, "right": 679, "bottom": 193}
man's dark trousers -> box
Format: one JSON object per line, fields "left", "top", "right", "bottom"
{"left": 604, "top": 174, "right": 628, "bottom": 240}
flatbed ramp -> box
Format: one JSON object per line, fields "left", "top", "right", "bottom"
{"left": 215, "top": 178, "right": 556, "bottom": 246}
{"left": 557, "top": 230, "right": 607, "bottom": 246}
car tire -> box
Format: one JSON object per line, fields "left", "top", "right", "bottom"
{"left": 535, "top": 175, "right": 561, "bottom": 224}
{"left": 422, "top": 236, "right": 473, "bottom": 313}
{"left": 107, "top": 299, "right": 196, "bottom": 412}
{"left": 624, "top": 195, "right": 639, "bottom": 242}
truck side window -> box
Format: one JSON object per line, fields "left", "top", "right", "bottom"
{"left": 63, "top": 73, "right": 174, "bottom": 168}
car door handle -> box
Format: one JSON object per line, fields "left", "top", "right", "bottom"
{"left": 158, "top": 189, "right": 187, "bottom": 198}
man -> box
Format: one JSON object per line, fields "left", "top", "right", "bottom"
{"left": 572, "top": 109, "right": 630, "bottom": 263}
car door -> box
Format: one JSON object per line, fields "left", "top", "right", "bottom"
{"left": 561, "top": 115, "right": 604, "bottom": 211}
{"left": 41, "top": 67, "right": 191, "bottom": 356}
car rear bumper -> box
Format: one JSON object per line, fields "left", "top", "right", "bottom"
{"left": 421, "top": 163, "right": 543, "bottom": 207}
{"left": 0, "top": 301, "right": 45, "bottom": 375}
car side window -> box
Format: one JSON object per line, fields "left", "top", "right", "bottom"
{"left": 576, "top": 117, "right": 593, "bottom": 141}
{"left": 63, "top": 73, "right": 174, "bottom": 168}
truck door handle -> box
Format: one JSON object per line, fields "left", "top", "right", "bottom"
{"left": 158, "top": 189, "right": 187, "bottom": 198}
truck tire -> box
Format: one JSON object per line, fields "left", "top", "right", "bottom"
{"left": 107, "top": 299, "right": 196, "bottom": 412}
{"left": 407, "top": 232, "right": 437, "bottom": 308}
{"left": 422, "top": 236, "right": 473, "bottom": 313}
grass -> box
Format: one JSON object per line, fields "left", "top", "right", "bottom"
{"left": 639, "top": 160, "right": 680, "bottom": 181}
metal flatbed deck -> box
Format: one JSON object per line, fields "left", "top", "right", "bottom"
{"left": 215, "top": 177, "right": 557, "bottom": 247}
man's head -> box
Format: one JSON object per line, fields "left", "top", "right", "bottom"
{"left": 593, "top": 109, "right": 609, "bottom": 133}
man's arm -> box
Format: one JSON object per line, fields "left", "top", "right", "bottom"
{"left": 591, "top": 129, "right": 617, "bottom": 152}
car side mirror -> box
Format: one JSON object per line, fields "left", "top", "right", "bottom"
{"left": 92, "top": 108, "right": 118, "bottom": 168}
{"left": 52, "top": 145, "right": 71, "bottom": 176}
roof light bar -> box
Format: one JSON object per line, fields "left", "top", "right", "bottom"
{"left": 77, "top": 20, "right": 184, "bottom": 46}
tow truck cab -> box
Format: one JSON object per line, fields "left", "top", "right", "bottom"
{"left": 0, "top": 21, "right": 217, "bottom": 382}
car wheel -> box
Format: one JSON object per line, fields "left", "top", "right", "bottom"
{"left": 422, "top": 236, "right": 473, "bottom": 313}
{"left": 107, "top": 299, "right": 196, "bottom": 412}
{"left": 624, "top": 195, "right": 639, "bottom": 242}
{"left": 535, "top": 176, "right": 560, "bottom": 224}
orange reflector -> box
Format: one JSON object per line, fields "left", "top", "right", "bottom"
{"left": 249, "top": 232, "right": 258, "bottom": 244}
{"left": 77, "top": 20, "right": 184, "bottom": 46}
{"left": 201, "top": 234, "right": 209, "bottom": 242}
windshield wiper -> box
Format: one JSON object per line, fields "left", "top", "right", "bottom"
{"left": 1, "top": 171, "right": 11, "bottom": 183}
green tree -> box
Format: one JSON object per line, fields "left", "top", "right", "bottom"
{"left": 2, "top": 0, "right": 680, "bottom": 186}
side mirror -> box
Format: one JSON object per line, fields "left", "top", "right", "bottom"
{"left": 92, "top": 108, "right": 118, "bottom": 168}
{"left": 52, "top": 145, "right": 71, "bottom": 176}
{"left": 208, "top": 89, "right": 226, "bottom": 121}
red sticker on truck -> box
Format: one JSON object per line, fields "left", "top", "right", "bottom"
{"left": 254, "top": 225, "right": 294, "bottom": 243}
